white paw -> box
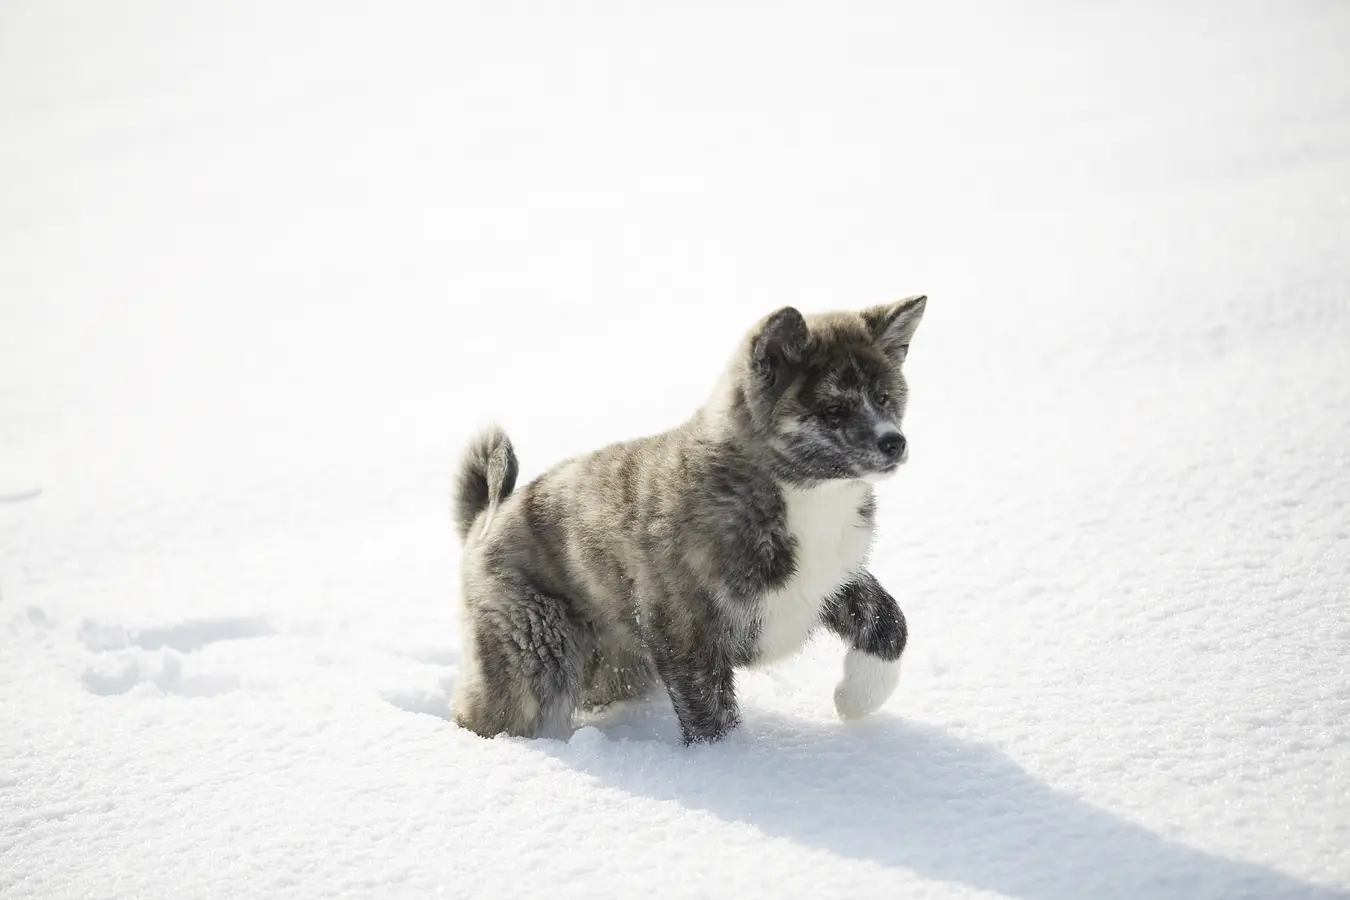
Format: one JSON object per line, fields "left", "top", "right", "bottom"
{"left": 833, "top": 649, "right": 900, "bottom": 720}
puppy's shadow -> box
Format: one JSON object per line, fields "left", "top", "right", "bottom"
{"left": 544, "top": 703, "right": 1346, "bottom": 900}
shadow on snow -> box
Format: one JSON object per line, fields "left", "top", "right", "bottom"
{"left": 549, "top": 705, "right": 1345, "bottom": 900}
{"left": 388, "top": 684, "right": 1344, "bottom": 900}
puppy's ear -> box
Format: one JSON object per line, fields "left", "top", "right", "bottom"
{"left": 751, "top": 306, "right": 811, "bottom": 388}
{"left": 862, "top": 294, "right": 927, "bottom": 363}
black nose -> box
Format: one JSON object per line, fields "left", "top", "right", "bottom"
{"left": 878, "top": 431, "right": 906, "bottom": 459}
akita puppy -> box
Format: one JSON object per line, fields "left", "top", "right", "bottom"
{"left": 452, "top": 296, "right": 926, "bottom": 744}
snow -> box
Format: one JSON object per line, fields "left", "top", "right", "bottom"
{"left": 3, "top": 0, "right": 1349, "bottom": 897}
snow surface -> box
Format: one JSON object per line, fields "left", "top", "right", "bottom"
{"left": 3, "top": 1, "right": 1350, "bottom": 897}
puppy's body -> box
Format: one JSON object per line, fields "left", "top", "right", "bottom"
{"left": 453, "top": 298, "right": 926, "bottom": 744}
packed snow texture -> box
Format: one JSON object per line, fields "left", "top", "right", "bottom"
{"left": 3, "top": 1, "right": 1349, "bottom": 897}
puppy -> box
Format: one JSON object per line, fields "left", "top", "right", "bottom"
{"left": 451, "top": 296, "right": 926, "bottom": 744}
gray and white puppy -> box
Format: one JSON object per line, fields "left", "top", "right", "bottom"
{"left": 451, "top": 296, "right": 926, "bottom": 744}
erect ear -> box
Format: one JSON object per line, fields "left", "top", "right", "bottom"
{"left": 862, "top": 294, "right": 927, "bottom": 363}
{"left": 750, "top": 306, "right": 811, "bottom": 387}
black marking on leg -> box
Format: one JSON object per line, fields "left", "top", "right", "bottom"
{"left": 822, "top": 571, "right": 907, "bottom": 661}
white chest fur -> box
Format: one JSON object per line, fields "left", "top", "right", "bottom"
{"left": 750, "top": 479, "right": 875, "bottom": 666}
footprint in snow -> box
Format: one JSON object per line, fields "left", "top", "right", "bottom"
{"left": 82, "top": 653, "right": 241, "bottom": 698}
{"left": 78, "top": 615, "right": 274, "bottom": 653}
{"left": 77, "top": 615, "right": 275, "bottom": 699}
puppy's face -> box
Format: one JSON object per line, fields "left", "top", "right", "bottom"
{"left": 745, "top": 296, "right": 926, "bottom": 484}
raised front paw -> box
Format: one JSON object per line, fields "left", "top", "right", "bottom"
{"left": 833, "top": 648, "right": 901, "bottom": 719}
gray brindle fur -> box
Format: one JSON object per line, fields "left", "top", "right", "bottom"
{"left": 451, "top": 296, "right": 927, "bottom": 744}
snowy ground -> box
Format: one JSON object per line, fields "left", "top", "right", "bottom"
{"left": 3, "top": 1, "right": 1350, "bottom": 897}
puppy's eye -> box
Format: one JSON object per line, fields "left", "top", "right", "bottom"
{"left": 876, "top": 391, "right": 891, "bottom": 406}
{"left": 823, "top": 402, "right": 848, "bottom": 424}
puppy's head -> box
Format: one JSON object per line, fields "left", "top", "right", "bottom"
{"left": 735, "top": 295, "right": 926, "bottom": 484}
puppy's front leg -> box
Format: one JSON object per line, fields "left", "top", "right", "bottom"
{"left": 822, "top": 571, "right": 907, "bottom": 719}
{"left": 647, "top": 615, "right": 739, "bottom": 745}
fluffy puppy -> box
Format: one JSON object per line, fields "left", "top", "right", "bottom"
{"left": 452, "top": 296, "right": 926, "bottom": 744}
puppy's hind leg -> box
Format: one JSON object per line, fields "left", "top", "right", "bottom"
{"left": 581, "top": 642, "right": 658, "bottom": 711}
{"left": 454, "top": 579, "right": 585, "bottom": 740}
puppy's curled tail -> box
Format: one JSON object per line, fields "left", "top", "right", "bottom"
{"left": 453, "top": 426, "right": 518, "bottom": 543}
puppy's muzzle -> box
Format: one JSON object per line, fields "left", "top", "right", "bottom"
{"left": 876, "top": 426, "right": 907, "bottom": 463}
